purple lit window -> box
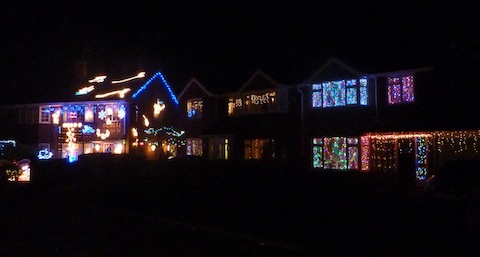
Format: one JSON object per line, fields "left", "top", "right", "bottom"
{"left": 387, "top": 74, "right": 415, "bottom": 104}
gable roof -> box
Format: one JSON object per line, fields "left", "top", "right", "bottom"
{"left": 238, "top": 69, "right": 283, "bottom": 92}
{"left": 177, "top": 77, "right": 215, "bottom": 100}
{"left": 302, "top": 57, "right": 365, "bottom": 84}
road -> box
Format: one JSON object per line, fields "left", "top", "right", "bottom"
{"left": 1, "top": 166, "right": 478, "bottom": 256}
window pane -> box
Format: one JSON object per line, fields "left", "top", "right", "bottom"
{"left": 402, "top": 75, "right": 415, "bottom": 102}
{"left": 323, "top": 81, "right": 345, "bottom": 107}
{"left": 348, "top": 146, "right": 359, "bottom": 169}
{"left": 187, "top": 99, "right": 203, "bottom": 118}
{"left": 313, "top": 146, "right": 323, "bottom": 168}
{"left": 387, "top": 77, "right": 402, "bottom": 104}
{"left": 360, "top": 86, "right": 368, "bottom": 105}
{"left": 347, "top": 88, "right": 357, "bottom": 105}
{"left": 312, "top": 91, "right": 322, "bottom": 107}
{"left": 323, "top": 137, "right": 347, "bottom": 169}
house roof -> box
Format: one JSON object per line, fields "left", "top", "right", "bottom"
{"left": 177, "top": 77, "right": 215, "bottom": 100}
{"left": 237, "top": 69, "right": 284, "bottom": 92}
{"left": 301, "top": 57, "right": 365, "bottom": 85}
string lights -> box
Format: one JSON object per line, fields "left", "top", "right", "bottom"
{"left": 132, "top": 72, "right": 179, "bottom": 105}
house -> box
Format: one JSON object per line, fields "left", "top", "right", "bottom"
{"left": 0, "top": 71, "right": 183, "bottom": 162}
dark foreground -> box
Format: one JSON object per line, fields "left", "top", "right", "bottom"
{"left": 1, "top": 159, "right": 479, "bottom": 256}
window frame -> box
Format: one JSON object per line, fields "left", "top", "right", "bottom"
{"left": 312, "top": 78, "right": 368, "bottom": 108}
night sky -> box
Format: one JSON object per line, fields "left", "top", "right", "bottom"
{"left": 1, "top": 1, "right": 478, "bottom": 104}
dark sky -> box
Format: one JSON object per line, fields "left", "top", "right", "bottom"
{"left": 1, "top": 1, "right": 478, "bottom": 104}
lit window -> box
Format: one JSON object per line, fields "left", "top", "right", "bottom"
{"left": 387, "top": 74, "right": 415, "bottom": 104}
{"left": 186, "top": 138, "right": 203, "bottom": 156}
{"left": 39, "top": 106, "right": 51, "bottom": 124}
{"left": 187, "top": 99, "right": 203, "bottom": 118}
{"left": 244, "top": 139, "right": 275, "bottom": 159}
{"left": 312, "top": 137, "right": 359, "bottom": 170}
{"left": 228, "top": 97, "right": 243, "bottom": 116}
{"left": 312, "top": 78, "right": 368, "bottom": 108}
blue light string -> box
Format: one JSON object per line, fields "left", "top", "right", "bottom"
{"left": 132, "top": 72, "right": 179, "bottom": 105}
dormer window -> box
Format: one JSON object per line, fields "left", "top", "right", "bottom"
{"left": 387, "top": 74, "right": 415, "bottom": 104}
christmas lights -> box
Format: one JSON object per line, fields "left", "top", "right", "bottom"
{"left": 89, "top": 75, "right": 107, "bottom": 83}
{"left": 96, "top": 129, "right": 111, "bottom": 139}
{"left": 112, "top": 72, "right": 146, "bottom": 84}
{"left": 153, "top": 99, "right": 165, "bottom": 115}
{"left": 387, "top": 74, "right": 415, "bottom": 104}
{"left": 132, "top": 72, "right": 179, "bottom": 105}
{"left": 38, "top": 149, "right": 53, "bottom": 159}
{"left": 95, "top": 88, "right": 131, "bottom": 99}
{"left": 75, "top": 85, "right": 95, "bottom": 95}
{"left": 312, "top": 78, "right": 368, "bottom": 108}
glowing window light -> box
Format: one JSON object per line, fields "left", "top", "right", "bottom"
{"left": 95, "top": 88, "right": 131, "bottom": 99}
{"left": 17, "top": 162, "right": 31, "bottom": 181}
{"left": 52, "top": 110, "right": 61, "bottom": 124}
{"left": 132, "top": 72, "right": 179, "bottom": 105}
{"left": 118, "top": 105, "right": 126, "bottom": 120}
{"left": 323, "top": 81, "right": 346, "bottom": 107}
{"left": 75, "top": 85, "right": 95, "bottom": 96}
{"left": 387, "top": 74, "right": 415, "bottom": 104}
{"left": 112, "top": 72, "right": 146, "bottom": 84}
{"left": 312, "top": 138, "right": 323, "bottom": 168}
{"left": 89, "top": 75, "right": 107, "bottom": 83}
{"left": 114, "top": 143, "right": 123, "bottom": 154}
{"left": 37, "top": 149, "right": 53, "bottom": 160}
{"left": 84, "top": 108, "right": 94, "bottom": 122}
{"left": 96, "top": 129, "right": 111, "bottom": 139}
{"left": 94, "top": 144, "right": 101, "bottom": 152}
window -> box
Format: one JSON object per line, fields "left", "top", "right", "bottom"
{"left": 186, "top": 138, "right": 203, "bottom": 156}
{"left": 228, "top": 90, "right": 279, "bottom": 116}
{"left": 39, "top": 106, "right": 51, "bottom": 124}
{"left": 20, "top": 107, "right": 37, "bottom": 124}
{"left": 245, "top": 92, "right": 277, "bottom": 113}
{"left": 228, "top": 97, "right": 243, "bottom": 116}
{"left": 312, "top": 137, "right": 359, "bottom": 170}
{"left": 244, "top": 139, "right": 275, "bottom": 159}
{"left": 187, "top": 99, "right": 203, "bottom": 118}
{"left": 312, "top": 78, "right": 368, "bottom": 108}
{"left": 387, "top": 74, "right": 415, "bottom": 104}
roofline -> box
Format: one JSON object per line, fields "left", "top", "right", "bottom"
{"left": 238, "top": 69, "right": 280, "bottom": 92}
{"left": 0, "top": 99, "right": 129, "bottom": 109}
{"left": 178, "top": 77, "right": 215, "bottom": 100}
